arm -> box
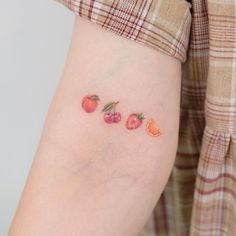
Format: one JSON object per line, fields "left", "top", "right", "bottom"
{"left": 9, "top": 16, "right": 181, "bottom": 236}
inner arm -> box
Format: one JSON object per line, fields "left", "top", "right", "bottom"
{"left": 9, "top": 16, "right": 181, "bottom": 236}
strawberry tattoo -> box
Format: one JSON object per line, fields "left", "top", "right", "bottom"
{"left": 102, "top": 101, "right": 121, "bottom": 124}
{"left": 82, "top": 94, "right": 100, "bottom": 113}
{"left": 126, "top": 113, "right": 145, "bottom": 130}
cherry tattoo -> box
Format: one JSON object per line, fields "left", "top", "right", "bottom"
{"left": 102, "top": 101, "right": 121, "bottom": 124}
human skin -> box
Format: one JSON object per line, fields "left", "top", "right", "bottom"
{"left": 8, "top": 16, "right": 181, "bottom": 236}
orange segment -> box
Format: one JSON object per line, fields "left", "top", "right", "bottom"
{"left": 146, "top": 118, "right": 161, "bottom": 137}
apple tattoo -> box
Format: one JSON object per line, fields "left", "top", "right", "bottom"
{"left": 82, "top": 94, "right": 100, "bottom": 113}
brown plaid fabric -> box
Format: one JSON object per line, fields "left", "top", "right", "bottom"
{"left": 56, "top": 0, "right": 236, "bottom": 235}
{"left": 56, "top": 0, "right": 192, "bottom": 62}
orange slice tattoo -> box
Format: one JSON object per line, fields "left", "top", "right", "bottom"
{"left": 146, "top": 118, "right": 161, "bottom": 137}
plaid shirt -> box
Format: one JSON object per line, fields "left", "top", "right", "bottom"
{"left": 57, "top": 0, "right": 236, "bottom": 235}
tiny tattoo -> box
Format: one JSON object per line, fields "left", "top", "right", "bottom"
{"left": 146, "top": 118, "right": 161, "bottom": 137}
{"left": 82, "top": 94, "right": 100, "bottom": 113}
{"left": 126, "top": 113, "right": 145, "bottom": 130}
{"left": 81, "top": 94, "right": 162, "bottom": 137}
{"left": 102, "top": 101, "right": 121, "bottom": 124}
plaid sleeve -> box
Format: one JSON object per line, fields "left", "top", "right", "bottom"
{"left": 56, "top": 0, "right": 192, "bottom": 62}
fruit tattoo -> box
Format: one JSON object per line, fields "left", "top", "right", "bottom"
{"left": 82, "top": 94, "right": 100, "bottom": 113}
{"left": 126, "top": 113, "right": 145, "bottom": 130}
{"left": 102, "top": 101, "right": 121, "bottom": 124}
{"left": 82, "top": 94, "right": 161, "bottom": 138}
{"left": 146, "top": 118, "right": 161, "bottom": 137}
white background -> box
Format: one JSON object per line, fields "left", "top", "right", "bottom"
{"left": 0, "top": 1, "right": 73, "bottom": 235}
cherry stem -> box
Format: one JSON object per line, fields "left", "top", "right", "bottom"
{"left": 113, "top": 101, "right": 119, "bottom": 114}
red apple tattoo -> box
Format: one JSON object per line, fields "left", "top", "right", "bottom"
{"left": 102, "top": 102, "right": 121, "bottom": 124}
{"left": 82, "top": 94, "right": 100, "bottom": 113}
{"left": 126, "top": 113, "right": 145, "bottom": 130}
